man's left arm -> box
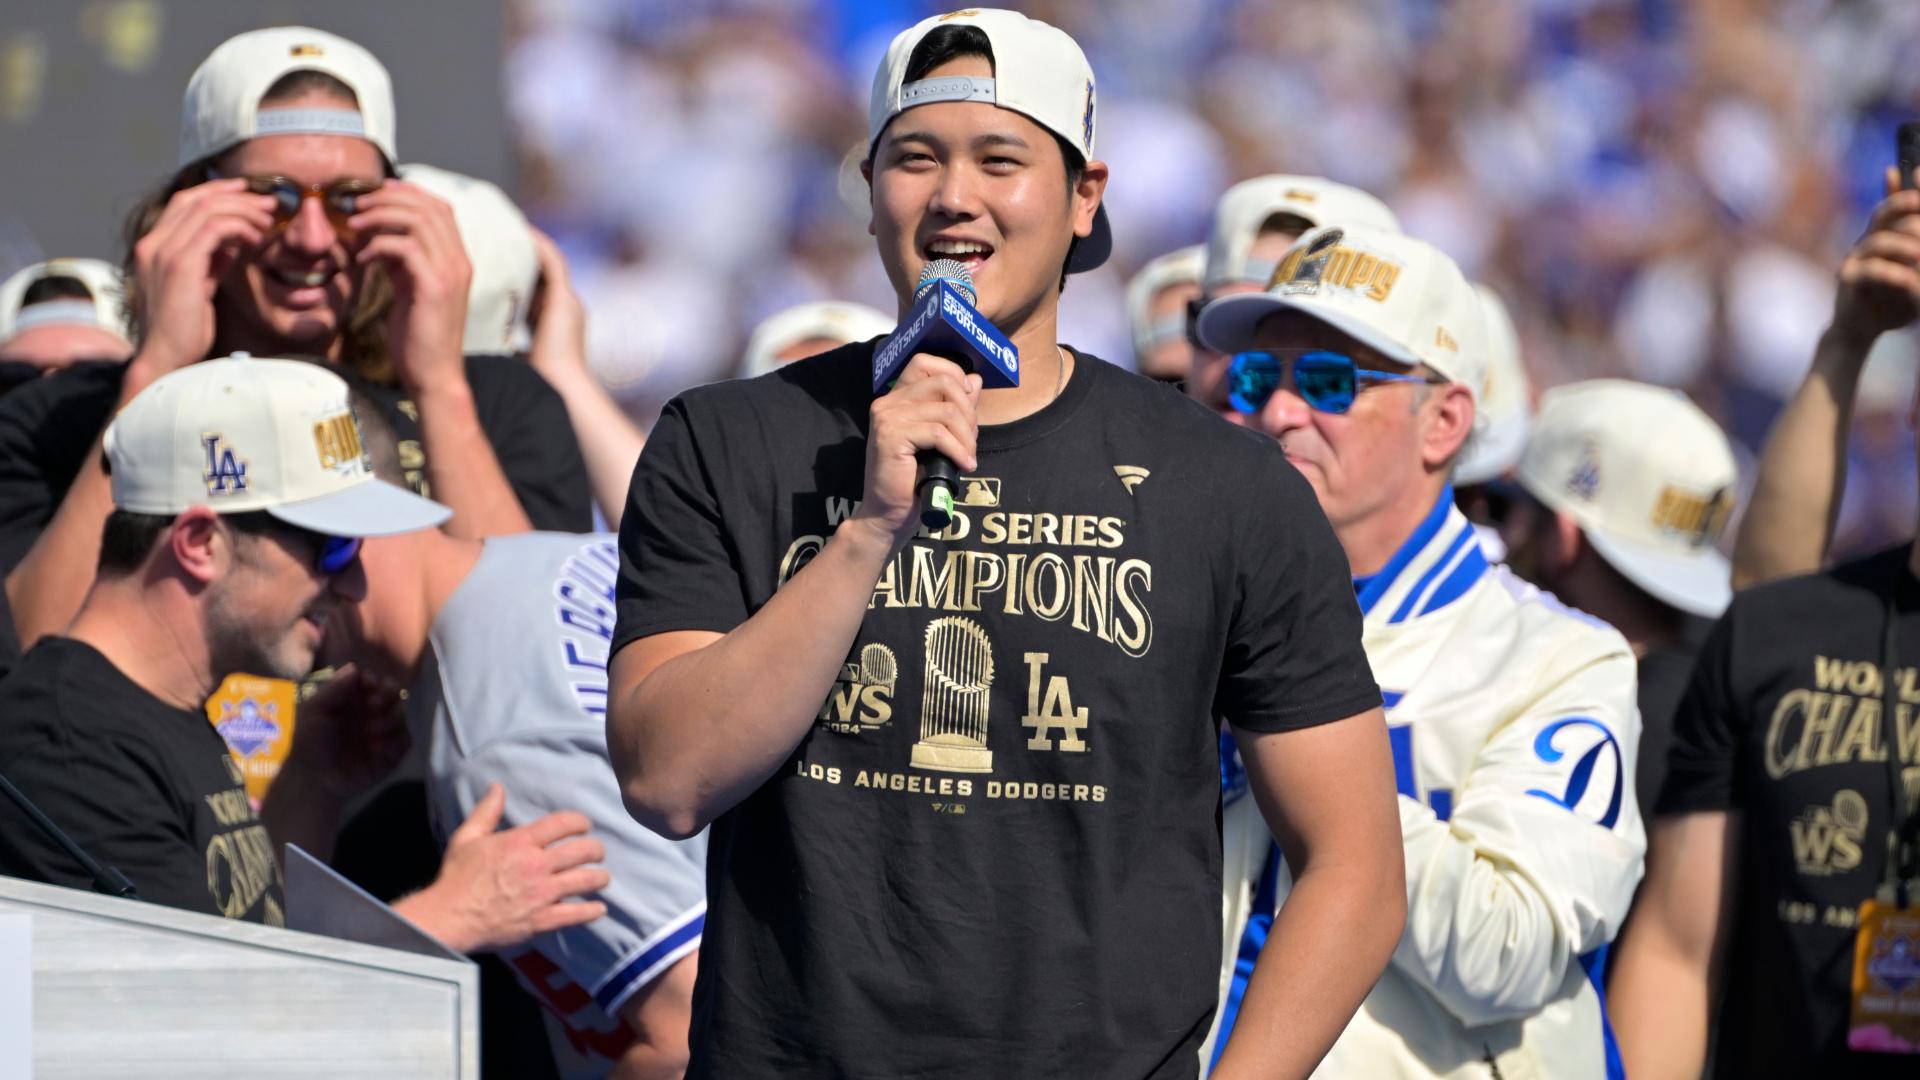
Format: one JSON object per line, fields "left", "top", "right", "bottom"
{"left": 1392, "top": 642, "right": 1645, "bottom": 1026}
{"left": 1211, "top": 709, "right": 1405, "bottom": 1080}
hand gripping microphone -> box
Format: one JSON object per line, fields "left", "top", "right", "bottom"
{"left": 870, "top": 260, "right": 1020, "bottom": 530}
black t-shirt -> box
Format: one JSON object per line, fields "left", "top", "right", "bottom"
{"left": 1659, "top": 544, "right": 1920, "bottom": 1079}
{"left": 614, "top": 343, "right": 1379, "bottom": 1079}
{"left": 0, "top": 355, "right": 591, "bottom": 572}
{"left": 1636, "top": 641, "right": 1693, "bottom": 814}
{"left": 0, "top": 636, "right": 285, "bottom": 923}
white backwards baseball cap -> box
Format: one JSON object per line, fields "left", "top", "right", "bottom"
{"left": 1126, "top": 244, "right": 1205, "bottom": 361}
{"left": 0, "top": 258, "right": 129, "bottom": 346}
{"left": 741, "top": 301, "right": 895, "bottom": 378}
{"left": 399, "top": 164, "right": 538, "bottom": 355}
{"left": 1203, "top": 175, "right": 1401, "bottom": 292}
{"left": 1197, "top": 224, "right": 1488, "bottom": 402}
{"left": 1516, "top": 380, "right": 1737, "bottom": 618}
{"left": 180, "top": 27, "right": 396, "bottom": 168}
{"left": 1452, "top": 283, "right": 1531, "bottom": 486}
{"left": 868, "top": 8, "right": 1110, "bottom": 273}
{"left": 104, "top": 355, "right": 450, "bottom": 538}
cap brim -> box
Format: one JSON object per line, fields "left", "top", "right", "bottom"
{"left": 266, "top": 479, "right": 452, "bottom": 539}
{"left": 1584, "top": 527, "right": 1731, "bottom": 618}
{"left": 1195, "top": 291, "right": 1420, "bottom": 367}
{"left": 1066, "top": 204, "right": 1112, "bottom": 273}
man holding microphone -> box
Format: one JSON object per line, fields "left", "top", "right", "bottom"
{"left": 606, "top": 9, "right": 1404, "bottom": 1078}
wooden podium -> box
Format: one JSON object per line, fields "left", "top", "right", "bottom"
{"left": 0, "top": 873, "right": 478, "bottom": 1078}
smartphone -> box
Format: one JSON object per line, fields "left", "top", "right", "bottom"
{"left": 1900, "top": 121, "right": 1920, "bottom": 191}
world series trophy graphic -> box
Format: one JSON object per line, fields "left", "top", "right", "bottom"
{"left": 910, "top": 617, "right": 995, "bottom": 773}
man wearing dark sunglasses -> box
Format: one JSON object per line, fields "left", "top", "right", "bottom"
{"left": 1194, "top": 224, "right": 1645, "bottom": 1079}
{"left": 0, "top": 25, "right": 590, "bottom": 658}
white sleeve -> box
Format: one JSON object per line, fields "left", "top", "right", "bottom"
{"left": 1392, "top": 641, "right": 1645, "bottom": 1027}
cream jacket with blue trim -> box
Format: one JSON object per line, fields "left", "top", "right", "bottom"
{"left": 1205, "top": 493, "right": 1645, "bottom": 1079}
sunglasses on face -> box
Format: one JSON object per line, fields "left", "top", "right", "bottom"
{"left": 227, "top": 513, "right": 362, "bottom": 576}
{"left": 222, "top": 173, "right": 381, "bottom": 234}
{"left": 314, "top": 534, "right": 363, "bottom": 576}
{"left": 1227, "top": 350, "right": 1441, "bottom": 415}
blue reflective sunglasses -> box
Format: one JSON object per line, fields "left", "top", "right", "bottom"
{"left": 316, "top": 535, "right": 362, "bottom": 576}
{"left": 1228, "top": 350, "right": 1438, "bottom": 415}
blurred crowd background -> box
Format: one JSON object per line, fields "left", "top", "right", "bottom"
{"left": 6, "top": 0, "right": 1920, "bottom": 554}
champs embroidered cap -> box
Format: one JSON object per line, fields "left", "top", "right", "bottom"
{"left": 399, "top": 163, "right": 537, "bottom": 355}
{"left": 1516, "top": 380, "right": 1737, "bottom": 617}
{"left": 1126, "top": 244, "right": 1205, "bottom": 361}
{"left": 1202, "top": 175, "right": 1401, "bottom": 291}
{"left": 869, "top": 8, "right": 1110, "bottom": 272}
{"left": 180, "top": 27, "right": 396, "bottom": 167}
{"left": 1196, "top": 224, "right": 1488, "bottom": 401}
{"left": 741, "top": 300, "right": 895, "bottom": 378}
{"left": 0, "top": 258, "right": 129, "bottom": 346}
{"left": 104, "top": 355, "right": 449, "bottom": 538}
{"left": 1452, "top": 283, "right": 1531, "bottom": 486}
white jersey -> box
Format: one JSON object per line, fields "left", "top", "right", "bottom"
{"left": 1206, "top": 495, "right": 1644, "bottom": 1079}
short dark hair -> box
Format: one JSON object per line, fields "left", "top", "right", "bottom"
{"left": 20, "top": 275, "right": 94, "bottom": 307}
{"left": 261, "top": 69, "right": 359, "bottom": 109}
{"left": 97, "top": 510, "right": 174, "bottom": 575}
{"left": 895, "top": 24, "right": 1085, "bottom": 291}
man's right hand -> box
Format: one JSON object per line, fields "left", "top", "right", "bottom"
{"left": 397, "top": 782, "right": 611, "bottom": 953}
{"left": 851, "top": 353, "right": 982, "bottom": 553}
{"left": 1832, "top": 167, "right": 1920, "bottom": 346}
{"left": 127, "top": 177, "right": 276, "bottom": 380}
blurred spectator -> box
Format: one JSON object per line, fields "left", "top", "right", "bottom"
{"left": 1188, "top": 175, "right": 1401, "bottom": 421}
{"left": 738, "top": 299, "right": 893, "bottom": 378}
{"left": 0, "top": 357, "right": 607, "bottom": 954}
{"left": 1452, "top": 283, "right": 1533, "bottom": 559}
{"left": 1125, "top": 244, "right": 1204, "bottom": 385}
{"left": 0, "top": 258, "right": 132, "bottom": 386}
{"left": 1504, "top": 380, "right": 1737, "bottom": 811}
{"left": 0, "top": 26, "right": 590, "bottom": 655}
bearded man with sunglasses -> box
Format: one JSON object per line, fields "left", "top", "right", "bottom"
{"left": 1195, "top": 224, "right": 1645, "bottom": 1079}
{"left": 0, "top": 357, "right": 611, "bottom": 955}
{"left": 0, "top": 26, "right": 589, "bottom": 653}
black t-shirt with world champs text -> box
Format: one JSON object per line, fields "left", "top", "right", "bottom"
{"left": 614, "top": 342, "right": 1380, "bottom": 1079}
{"left": 0, "top": 636, "right": 285, "bottom": 923}
{"left": 1659, "top": 544, "right": 1920, "bottom": 1079}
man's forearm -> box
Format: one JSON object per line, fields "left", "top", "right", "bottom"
{"left": 610, "top": 519, "right": 897, "bottom": 838}
{"left": 540, "top": 366, "right": 645, "bottom": 529}
{"left": 1731, "top": 325, "right": 1872, "bottom": 589}
{"left": 1211, "top": 856, "right": 1403, "bottom": 1079}
{"left": 411, "top": 378, "right": 534, "bottom": 538}
{"left": 1609, "top": 930, "right": 1712, "bottom": 1080}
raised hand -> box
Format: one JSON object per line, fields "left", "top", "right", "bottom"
{"left": 347, "top": 180, "right": 473, "bottom": 394}
{"left": 129, "top": 177, "right": 276, "bottom": 376}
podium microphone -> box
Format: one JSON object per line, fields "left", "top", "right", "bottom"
{"left": 0, "top": 768, "right": 140, "bottom": 899}
{"left": 870, "top": 260, "right": 1020, "bottom": 531}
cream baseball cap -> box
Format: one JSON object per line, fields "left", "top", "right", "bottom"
{"left": 1452, "top": 283, "right": 1531, "bottom": 486}
{"left": 1197, "top": 224, "right": 1488, "bottom": 401}
{"left": 180, "top": 27, "right": 396, "bottom": 167}
{"left": 1126, "top": 244, "right": 1205, "bottom": 361}
{"left": 105, "top": 355, "right": 449, "bottom": 538}
{"left": 399, "top": 164, "right": 538, "bottom": 355}
{"left": 868, "top": 8, "right": 1109, "bottom": 273}
{"left": 741, "top": 301, "right": 895, "bottom": 378}
{"left": 1516, "top": 380, "right": 1736, "bottom": 617}
{"left": 0, "top": 259, "right": 129, "bottom": 346}
{"left": 1203, "top": 175, "right": 1401, "bottom": 292}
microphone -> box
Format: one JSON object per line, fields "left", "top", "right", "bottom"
{"left": 870, "top": 260, "right": 1020, "bottom": 531}
{"left": 0, "top": 768, "right": 140, "bottom": 899}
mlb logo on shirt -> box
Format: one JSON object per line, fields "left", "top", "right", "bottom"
{"left": 203, "top": 433, "right": 248, "bottom": 495}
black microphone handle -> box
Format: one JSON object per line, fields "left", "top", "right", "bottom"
{"left": 913, "top": 350, "right": 975, "bottom": 532}
{"left": 0, "top": 769, "right": 140, "bottom": 899}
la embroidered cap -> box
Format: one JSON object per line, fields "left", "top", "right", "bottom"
{"left": 741, "top": 301, "right": 895, "bottom": 378}
{"left": 1452, "top": 284, "right": 1531, "bottom": 486}
{"left": 869, "top": 8, "right": 1110, "bottom": 273}
{"left": 1203, "top": 176, "right": 1401, "bottom": 291}
{"left": 1516, "top": 380, "right": 1737, "bottom": 617}
{"left": 180, "top": 27, "right": 396, "bottom": 167}
{"left": 1126, "top": 244, "right": 1205, "bottom": 360}
{"left": 0, "top": 258, "right": 129, "bottom": 346}
{"left": 1197, "top": 224, "right": 1488, "bottom": 401}
{"left": 104, "top": 355, "right": 450, "bottom": 538}
{"left": 399, "top": 164, "right": 538, "bottom": 354}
